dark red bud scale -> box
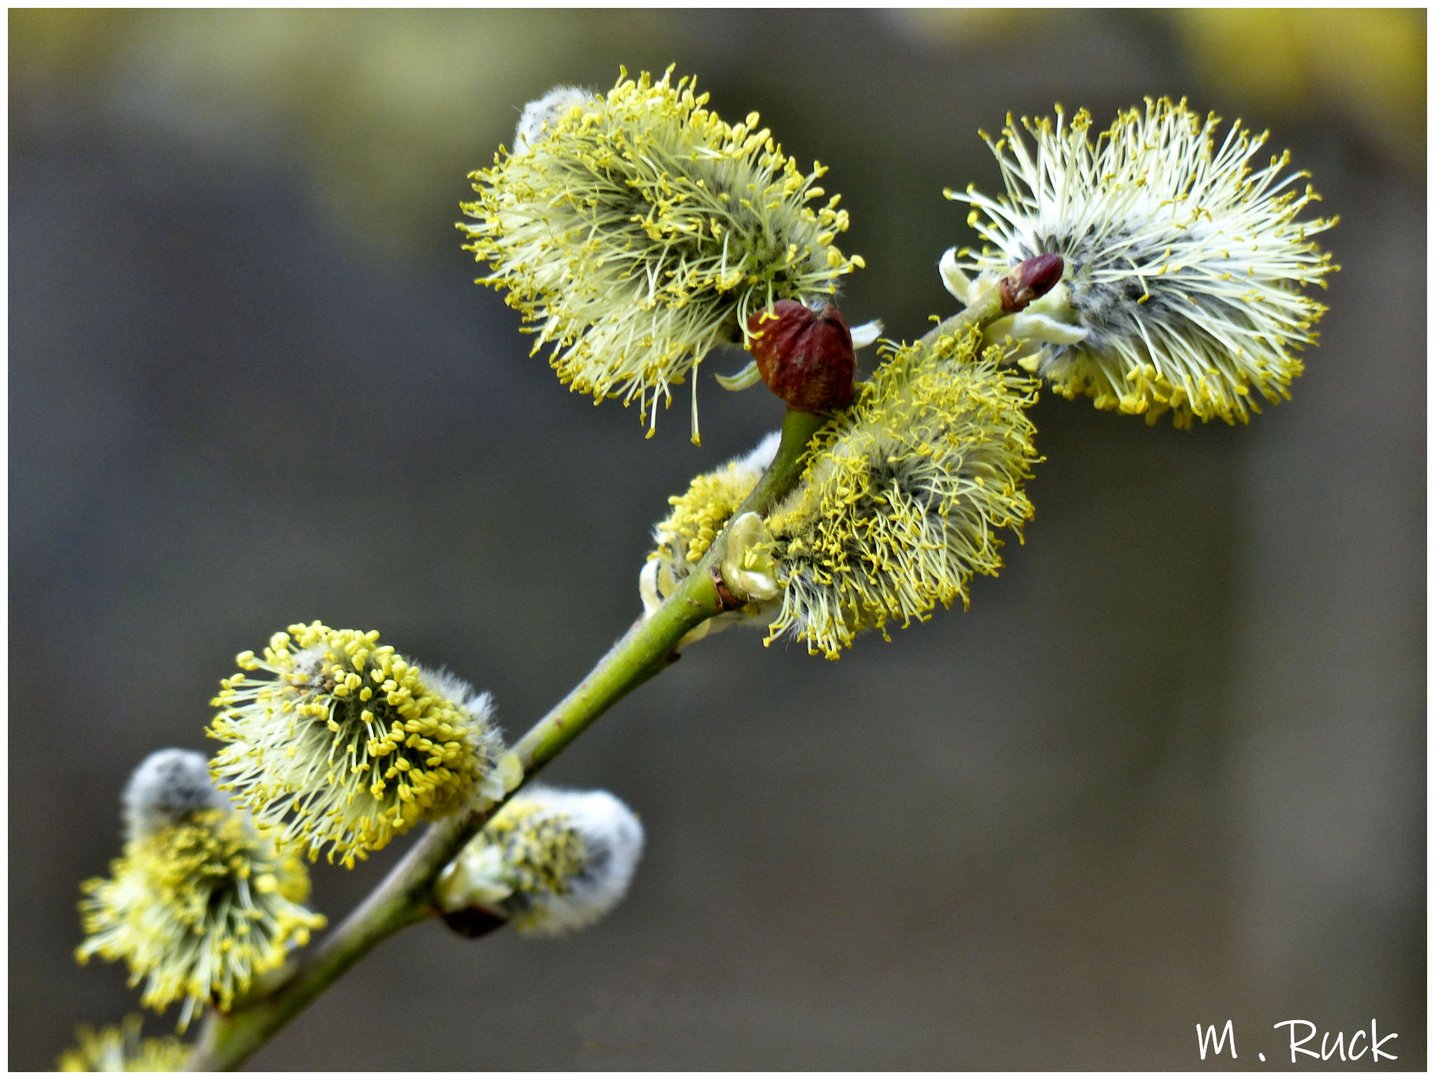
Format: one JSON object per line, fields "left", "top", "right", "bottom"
{"left": 745, "top": 299, "right": 856, "bottom": 413}
{"left": 1000, "top": 253, "right": 1065, "bottom": 312}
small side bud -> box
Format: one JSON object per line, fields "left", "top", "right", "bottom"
{"left": 746, "top": 300, "right": 856, "bottom": 413}
{"left": 440, "top": 904, "right": 510, "bottom": 940}
{"left": 435, "top": 786, "right": 644, "bottom": 939}
{"left": 999, "top": 253, "right": 1064, "bottom": 312}
{"left": 718, "top": 511, "right": 780, "bottom": 606}
{"left": 122, "top": 749, "right": 224, "bottom": 841}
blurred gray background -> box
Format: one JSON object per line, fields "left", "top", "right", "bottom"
{"left": 10, "top": 8, "right": 1425, "bottom": 1070}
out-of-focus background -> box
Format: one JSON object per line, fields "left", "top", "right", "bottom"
{"left": 10, "top": 9, "right": 1425, "bottom": 1070}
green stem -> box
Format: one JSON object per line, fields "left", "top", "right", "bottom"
{"left": 513, "top": 407, "right": 824, "bottom": 776}
{"left": 186, "top": 859, "right": 431, "bottom": 1069}
{"left": 511, "top": 569, "right": 723, "bottom": 773}
{"left": 919, "top": 279, "right": 1006, "bottom": 349}
{"left": 182, "top": 274, "right": 1025, "bottom": 1070}
{"left": 185, "top": 407, "right": 823, "bottom": 1071}
{"left": 737, "top": 408, "right": 825, "bottom": 520}
{"left": 187, "top": 578, "right": 721, "bottom": 1070}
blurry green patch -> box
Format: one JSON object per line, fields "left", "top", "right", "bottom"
{"left": 885, "top": 8, "right": 1423, "bottom": 174}
{"left": 1171, "top": 9, "right": 1423, "bottom": 170}
{"left": 10, "top": 9, "right": 680, "bottom": 257}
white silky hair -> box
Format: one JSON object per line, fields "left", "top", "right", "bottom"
{"left": 122, "top": 748, "right": 225, "bottom": 840}
{"left": 512, "top": 85, "right": 592, "bottom": 154}
{"left": 513, "top": 785, "right": 645, "bottom": 938}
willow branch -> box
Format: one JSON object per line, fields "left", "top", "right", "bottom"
{"left": 185, "top": 405, "right": 827, "bottom": 1070}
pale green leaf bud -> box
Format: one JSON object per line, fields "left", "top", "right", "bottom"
{"left": 640, "top": 432, "right": 781, "bottom": 643}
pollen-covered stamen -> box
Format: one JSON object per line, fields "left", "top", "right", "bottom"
{"left": 207, "top": 622, "right": 508, "bottom": 867}
{"left": 947, "top": 97, "right": 1337, "bottom": 427}
{"left": 461, "top": 67, "right": 865, "bottom": 440}
{"left": 763, "top": 328, "right": 1040, "bottom": 659}
{"left": 57, "top": 1016, "right": 191, "bottom": 1072}
{"left": 76, "top": 802, "right": 325, "bottom": 1033}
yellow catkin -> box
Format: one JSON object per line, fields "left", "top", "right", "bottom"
{"left": 949, "top": 98, "right": 1336, "bottom": 427}
{"left": 765, "top": 330, "right": 1040, "bottom": 657}
{"left": 460, "top": 67, "right": 863, "bottom": 438}
{"left": 76, "top": 810, "right": 325, "bottom": 1032}
{"left": 208, "top": 622, "right": 505, "bottom": 867}
{"left": 57, "top": 1016, "right": 191, "bottom": 1071}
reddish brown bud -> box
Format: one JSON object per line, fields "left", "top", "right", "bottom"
{"left": 745, "top": 299, "right": 856, "bottom": 413}
{"left": 999, "top": 253, "right": 1065, "bottom": 312}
